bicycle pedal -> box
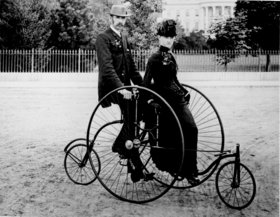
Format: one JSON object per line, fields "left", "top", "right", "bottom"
{"left": 119, "top": 159, "right": 127, "bottom": 166}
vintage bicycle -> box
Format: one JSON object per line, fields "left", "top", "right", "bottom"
{"left": 64, "top": 84, "right": 256, "bottom": 209}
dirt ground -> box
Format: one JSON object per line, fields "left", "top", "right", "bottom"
{"left": 0, "top": 82, "right": 279, "bottom": 217}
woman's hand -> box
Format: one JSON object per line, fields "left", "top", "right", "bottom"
{"left": 147, "top": 99, "right": 161, "bottom": 109}
{"left": 184, "top": 92, "right": 190, "bottom": 103}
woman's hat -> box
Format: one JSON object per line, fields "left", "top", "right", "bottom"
{"left": 157, "top": 19, "right": 177, "bottom": 37}
{"left": 110, "top": 4, "right": 131, "bottom": 17}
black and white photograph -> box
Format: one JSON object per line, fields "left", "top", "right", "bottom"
{"left": 0, "top": 0, "right": 279, "bottom": 216}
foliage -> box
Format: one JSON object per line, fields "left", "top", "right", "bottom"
{"left": 0, "top": 0, "right": 23, "bottom": 48}
{"left": 208, "top": 16, "right": 252, "bottom": 69}
{"left": 124, "top": 0, "right": 162, "bottom": 50}
{"left": 209, "top": 0, "right": 280, "bottom": 51}
{"left": 46, "top": 0, "right": 96, "bottom": 49}
{"left": 186, "top": 31, "right": 210, "bottom": 49}
{"left": 16, "top": 0, "right": 53, "bottom": 49}
{"left": 234, "top": 0, "right": 280, "bottom": 50}
{"left": 174, "top": 30, "right": 209, "bottom": 50}
{"left": 2, "top": 0, "right": 279, "bottom": 55}
{"left": 208, "top": 0, "right": 280, "bottom": 70}
{"left": 87, "top": 0, "right": 111, "bottom": 45}
{"left": 0, "top": 0, "right": 58, "bottom": 49}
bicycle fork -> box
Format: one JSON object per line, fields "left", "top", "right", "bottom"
{"left": 232, "top": 144, "right": 241, "bottom": 188}
{"left": 80, "top": 140, "right": 94, "bottom": 167}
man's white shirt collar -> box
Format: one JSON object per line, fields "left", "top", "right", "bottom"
{"left": 110, "top": 25, "right": 121, "bottom": 37}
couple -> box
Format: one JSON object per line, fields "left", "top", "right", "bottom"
{"left": 95, "top": 4, "right": 199, "bottom": 185}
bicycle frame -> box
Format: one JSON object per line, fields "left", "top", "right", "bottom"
{"left": 83, "top": 102, "right": 241, "bottom": 187}
{"left": 81, "top": 119, "right": 124, "bottom": 166}
{"left": 198, "top": 144, "right": 240, "bottom": 176}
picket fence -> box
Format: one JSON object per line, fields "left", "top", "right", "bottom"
{"left": 0, "top": 49, "right": 279, "bottom": 73}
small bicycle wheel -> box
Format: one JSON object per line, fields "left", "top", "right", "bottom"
{"left": 172, "top": 84, "right": 225, "bottom": 189}
{"left": 64, "top": 142, "right": 101, "bottom": 185}
{"left": 87, "top": 86, "right": 184, "bottom": 203}
{"left": 215, "top": 161, "right": 256, "bottom": 209}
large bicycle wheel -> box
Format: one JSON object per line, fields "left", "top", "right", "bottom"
{"left": 86, "top": 86, "right": 184, "bottom": 203}
{"left": 171, "top": 84, "right": 225, "bottom": 188}
{"left": 64, "top": 139, "right": 100, "bottom": 185}
{"left": 215, "top": 161, "right": 256, "bottom": 209}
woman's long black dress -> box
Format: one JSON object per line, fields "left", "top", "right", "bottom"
{"left": 143, "top": 46, "right": 198, "bottom": 178}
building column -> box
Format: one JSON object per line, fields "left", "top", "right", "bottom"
{"left": 209, "top": 6, "right": 214, "bottom": 27}
{"left": 205, "top": 6, "right": 208, "bottom": 30}
{"left": 199, "top": 7, "right": 204, "bottom": 31}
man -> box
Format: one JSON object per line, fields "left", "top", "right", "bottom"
{"left": 95, "top": 4, "right": 143, "bottom": 182}
{"left": 95, "top": 4, "right": 142, "bottom": 102}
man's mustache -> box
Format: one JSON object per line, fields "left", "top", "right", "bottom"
{"left": 116, "top": 23, "right": 124, "bottom": 27}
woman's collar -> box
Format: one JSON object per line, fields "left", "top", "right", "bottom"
{"left": 159, "top": 46, "right": 171, "bottom": 53}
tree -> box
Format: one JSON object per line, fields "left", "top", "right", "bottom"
{"left": 125, "top": 0, "right": 162, "bottom": 49}
{"left": 235, "top": 0, "right": 280, "bottom": 50}
{"left": 16, "top": 0, "right": 53, "bottom": 49}
{"left": 174, "top": 30, "right": 209, "bottom": 50}
{"left": 0, "top": 0, "right": 24, "bottom": 48}
{"left": 87, "top": 0, "right": 111, "bottom": 47}
{"left": 47, "top": 0, "right": 96, "bottom": 49}
{"left": 208, "top": 15, "right": 252, "bottom": 70}
{"left": 186, "top": 30, "right": 209, "bottom": 49}
{"left": 234, "top": 0, "right": 280, "bottom": 71}
{"left": 208, "top": 0, "right": 280, "bottom": 71}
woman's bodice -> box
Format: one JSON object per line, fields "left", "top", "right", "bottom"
{"left": 144, "top": 46, "right": 187, "bottom": 103}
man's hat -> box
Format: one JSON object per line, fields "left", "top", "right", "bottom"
{"left": 110, "top": 4, "right": 131, "bottom": 17}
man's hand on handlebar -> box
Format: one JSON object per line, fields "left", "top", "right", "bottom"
{"left": 118, "top": 89, "right": 132, "bottom": 100}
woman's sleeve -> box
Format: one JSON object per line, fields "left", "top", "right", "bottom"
{"left": 174, "top": 76, "right": 188, "bottom": 95}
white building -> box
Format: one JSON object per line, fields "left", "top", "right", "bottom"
{"left": 162, "top": 0, "right": 237, "bottom": 34}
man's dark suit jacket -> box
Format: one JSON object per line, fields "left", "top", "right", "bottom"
{"left": 95, "top": 28, "right": 143, "bottom": 103}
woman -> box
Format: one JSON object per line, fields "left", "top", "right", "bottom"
{"left": 143, "top": 19, "right": 199, "bottom": 185}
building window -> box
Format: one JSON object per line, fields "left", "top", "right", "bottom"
{"left": 216, "top": 6, "right": 222, "bottom": 16}
{"left": 208, "top": 7, "right": 213, "bottom": 17}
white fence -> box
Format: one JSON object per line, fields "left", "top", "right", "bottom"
{"left": 0, "top": 49, "right": 97, "bottom": 73}
{"left": 0, "top": 49, "right": 279, "bottom": 73}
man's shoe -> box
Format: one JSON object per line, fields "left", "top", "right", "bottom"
{"left": 127, "top": 159, "right": 144, "bottom": 182}
{"left": 131, "top": 169, "right": 144, "bottom": 183}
